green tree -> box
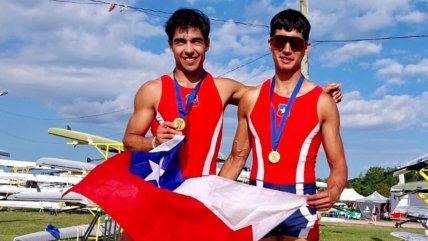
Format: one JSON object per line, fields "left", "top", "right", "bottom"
{"left": 348, "top": 166, "right": 399, "bottom": 197}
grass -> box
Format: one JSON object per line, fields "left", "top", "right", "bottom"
{"left": 0, "top": 210, "right": 93, "bottom": 241}
{"left": 0, "top": 210, "right": 426, "bottom": 241}
{"left": 320, "top": 222, "right": 425, "bottom": 241}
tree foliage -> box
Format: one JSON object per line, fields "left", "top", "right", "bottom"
{"left": 347, "top": 166, "right": 399, "bottom": 197}
{"left": 320, "top": 165, "right": 423, "bottom": 198}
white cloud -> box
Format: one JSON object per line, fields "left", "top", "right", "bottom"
{"left": 340, "top": 91, "right": 428, "bottom": 129}
{"left": 210, "top": 21, "right": 266, "bottom": 56}
{"left": 58, "top": 94, "right": 131, "bottom": 128}
{"left": 245, "top": 0, "right": 294, "bottom": 21}
{"left": 404, "top": 58, "right": 428, "bottom": 77}
{"left": 374, "top": 58, "right": 404, "bottom": 84}
{"left": 372, "top": 85, "right": 388, "bottom": 98}
{"left": 204, "top": 55, "right": 272, "bottom": 86}
{"left": 309, "top": 0, "right": 414, "bottom": 38}
{"left": 396, "top": 11, "right": 427, "bottom": 23}
{"left": 0, "top": 0, "right": 174, "bottom": 115}
{"left": 350, "top": 9, "right": 395, "bottom": 32}
{"left": 321, "top": 41, "right": 382, "bottom": 67}
{"left": 373, "top": 58, "right": 428, "bottom": 85}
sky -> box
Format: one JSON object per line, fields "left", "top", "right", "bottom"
{"left": 0, "top": 0, "right": 428, "bottom": 179}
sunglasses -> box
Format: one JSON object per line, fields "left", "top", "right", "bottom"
{"left": 269, "top": 35, "right": 307, "bottom": 51}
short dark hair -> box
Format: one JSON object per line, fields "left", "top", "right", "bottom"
{"left": 164, "top": 8, "right": 210, "bottom": 43}
{"left": 270, "top": 9, "right": 311, "bottom": 41}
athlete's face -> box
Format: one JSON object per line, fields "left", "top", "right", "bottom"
{"left": 169, "top": 27, "right": 209, "bottom": 74}
{"left": 268, "top": 29, "right": 310, "bottom": 73}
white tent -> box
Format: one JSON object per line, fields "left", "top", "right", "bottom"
{"left": 339, "top": 188, "right": 365, "bottom": 202}
{"left": 356, "top": 191, "right": 388, "bottom": 203}
{"left": 356, "top": 191, "right": 388, "bottom": 219}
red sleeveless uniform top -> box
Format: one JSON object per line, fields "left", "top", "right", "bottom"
{"left": 150, "top": 73, "right": 223, "bottom": 178}
{"left": 248, "top": 79, "right": 323, "bottom": 191}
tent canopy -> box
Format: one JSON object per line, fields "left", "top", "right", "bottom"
{"left": 339, "top": 188, "right": 365, "bottom": 202}
{"left": 356, "top": 191, "right": 388, "bottom": 203}
{"left": 356, "top": 191, "right": 388, "bottom": 220}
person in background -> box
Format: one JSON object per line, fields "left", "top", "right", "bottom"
{"left": 372, "top": 206, "right": 378, "bottom": 225}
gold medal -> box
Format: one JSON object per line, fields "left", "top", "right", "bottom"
{"left": 173, "top": 117, "right": 186, "bottom": 131}
{"left": 268, "top": 151, "right": 280, "bottom": 163}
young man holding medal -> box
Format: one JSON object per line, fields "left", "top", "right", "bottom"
{"left": 122, "top": 8, "right": 247, "bottom": 180}
{"left": 121, "top": 9, "right": 239, "bottom": 240}
{"left": 219, "top": 9, "right": 348, "bottom": 241}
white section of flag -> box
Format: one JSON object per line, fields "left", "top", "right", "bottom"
{"left": 175, "top": 175, "right": 308, "bottom": 240}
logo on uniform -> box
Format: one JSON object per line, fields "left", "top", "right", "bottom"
{"left": 186, "top": 94, "right": 200, "bottom": 107}
{"left": 277, "top": 104, "right": 290, "bottom": 117}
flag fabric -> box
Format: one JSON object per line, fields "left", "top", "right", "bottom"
{"left": 66, "top": 135, "right": 307, "bottom": 241}
{"left": 129, "top": 135, "right": 185, "bottom": 190}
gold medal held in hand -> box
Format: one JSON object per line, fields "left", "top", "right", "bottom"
{"left": 173, "top": 117, "right": 186, "bottom": 131}
{"left": 268, "top": 151, "right": 280, "bottom": 163}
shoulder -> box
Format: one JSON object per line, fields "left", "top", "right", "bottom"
{"left": 243, "top": 85, "right": 261, "bottom": 99}
{"left": 213, "top": 76, "right": 248, "bottom": 105}
{"left": 317, "top": 89, "right": 339, "bottom": 121}
{"left": 300, "top": 79, "right": 320, "bottom": 95}
{"left": 134, "top": 78, "right": 162, "bottom": 103}
{"left": 137, "top": 78, "right": 161, "bottom": 94}
{"left": 318, "top": 89, "right": 336, "bottom": 107}
{"left": 239, "top": 85, "right": 261, "bottom": 110}
{"left": 213, "top": 77, "right": 246, "bottom": 91}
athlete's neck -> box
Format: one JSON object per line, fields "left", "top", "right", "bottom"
{"left": 273, "top": 71, "right": 304, "bottom": 97}
{"left": 174, "top": 68, "right": 205, "bottom": 87}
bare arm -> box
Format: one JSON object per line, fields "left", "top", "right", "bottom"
{"left": 306, "top": 93, "right": 348, "bottom": 211}
{"left": 122, "top": 79, "right": 180, "bottom": 151}
{"left": 214, "top": 77, "right": 248, "bottom": 106}
{"left": 219, "top": 90, "right": 254, "bottom": 180}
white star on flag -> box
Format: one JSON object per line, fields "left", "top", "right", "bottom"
{"left": 144, "top": 158, "right": 165, "bottom": 185}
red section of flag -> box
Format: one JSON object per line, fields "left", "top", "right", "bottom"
{"left": 68, "top": 152, "right": 253, "bottom": 241}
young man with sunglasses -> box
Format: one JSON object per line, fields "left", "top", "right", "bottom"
{"left": 220, "top": 9, "right": 348, "bottom": 241}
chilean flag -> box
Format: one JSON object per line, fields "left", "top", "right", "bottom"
{"left": 67, "top": 135, "right": 307, "bottom": 241}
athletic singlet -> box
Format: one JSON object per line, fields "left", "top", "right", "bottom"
{"left": 150, "top": 73, "right": 223, "bottom": 178}
{"left": 248, "top": 79, "right": 323, "bottom": 195}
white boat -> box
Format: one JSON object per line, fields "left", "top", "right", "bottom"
{"left": 0, "top": 172, "right": 83, "bottom": 185}
{"left": 13, "top": 223, "right": 119, "bottom": 241}
{"left": 0, "top": 200, "right": 75, "bottom": 211}
{"left": 13, "top": 217, "right": 122, "bottom": 241}
{"left": 7, "top": 189, "right": 90, "bottom": 204}
{"left": 36, "top": 157, "right": 96, "bottom": 174}
{"left": 0, "top": 158, "right": 51, "bottom": 170}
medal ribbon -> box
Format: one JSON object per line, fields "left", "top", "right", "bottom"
{"left": 173, "top": 69, "right": 206, "bottom": 118}
{"left": 270, "top": 74, "right": 305, "bottom": 151}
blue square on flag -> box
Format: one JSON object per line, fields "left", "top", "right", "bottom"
{"left": 129, "top": 135, "right": 185, "bottom": 190}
